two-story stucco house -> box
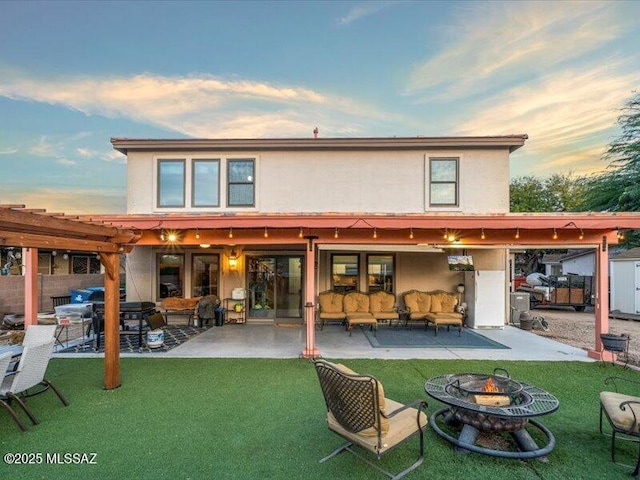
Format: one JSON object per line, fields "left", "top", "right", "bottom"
{"left": 96, "top": 135, "right": 633, "bottom": 358}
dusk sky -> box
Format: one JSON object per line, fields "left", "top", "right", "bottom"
{"left": 1, "top": 1, "right": 639, "bottom": 214}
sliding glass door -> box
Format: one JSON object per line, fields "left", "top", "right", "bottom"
{"left": 247, "top": 255, "right": 303, "bottom": 320}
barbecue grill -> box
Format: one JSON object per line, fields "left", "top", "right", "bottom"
{"left": 92, "top": 301, "right": 157, "bottom": 351}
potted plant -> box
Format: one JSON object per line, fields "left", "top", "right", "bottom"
{"left": 600, "top": 332, "right": 629, "bottom": 352}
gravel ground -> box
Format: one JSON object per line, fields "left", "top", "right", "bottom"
{"left": 527, "top": 307, "right": 640, "bottom": 367}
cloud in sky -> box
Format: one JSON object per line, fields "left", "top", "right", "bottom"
{"left": 407, "top": 2, "right": 620, "bottom": 99}
{"left": 403, "top": 1, "right": 639, "bottom": 177}
{"left": 337, "top": 1, "right": 397, "bottom": 26}
{"left": 0, "top": 72, "right": 390, "bottom": 139}
{"left": 56, "top": 158, "right": 76, "bottom": 166}
{"left": 0, "top": 186, "right": 125, "bottom": 214}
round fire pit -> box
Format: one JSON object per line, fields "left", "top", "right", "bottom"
{"left": 425, "top": 371, "right": 559, "bottom": 459}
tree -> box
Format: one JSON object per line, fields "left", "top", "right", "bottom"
{"left": 583, "top": 92, "right": 640, "bottom": 213}
{"left": 510, "top": 173, "right": 587, "bottom": 212}
{"left": 581, "top": 92, "right": 640, "bottom": 247}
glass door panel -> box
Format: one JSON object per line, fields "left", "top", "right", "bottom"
{"left": 247, "top": 255, "right": 304, "bottom": 320}
{"left": 247, "top": 257, "right": 275, "bottom": 319}
{"left": 275, "top": 257, "right": 303, "bottom": 318}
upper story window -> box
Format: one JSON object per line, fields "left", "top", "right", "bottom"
{"left": 158, "top": 159, "right": 185, "bottom": 207}
{"left": 228, "top": 159, "right": 255, "bottom": 207}
{"left": 192, "top": 159, "right": 220, "bottom": 207}
{"left": 429, "top": 158, "right": 458, "bottom": 207}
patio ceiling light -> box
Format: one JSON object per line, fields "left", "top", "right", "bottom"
{"left": 334, "top": 228, "right": 339, "bottom": 239}
{"left": 553, "top": 228, "right": 558, "bottom": 240}
{"left": 515, "top": 228, "right": 520, "bottom": 239}
{"left": 160, "top": 230, "right": 180, "bottom": 244}
{"left": 228, "top": 227, "right": 233, "bottom": 239}
{"left": 228, "top": 248, "right": 238, "bottom": 270}
{"left": 579, "top": 229, "right": 584, "bottom": 240}
{"left": 481, "top": 228, "right": 486, "bottom": 240}
{"left": 409, "top": 227, "right": 414, "bottom": 240}
{"left": 298, "top": 227, "right": 304, "bottom": 238}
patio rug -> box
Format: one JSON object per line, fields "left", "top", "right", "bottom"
{"left": 362, "top": 327, "right": 510, "bottom": 349}
{"left": 57, "top": 325, "right": 210, "bottom": 354}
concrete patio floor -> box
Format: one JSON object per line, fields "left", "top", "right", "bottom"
{"left": 154, "top": 323, "right": 592, "bottom": 361}
{"left": 52, "top": 323, "right": 593, "bottom": 361}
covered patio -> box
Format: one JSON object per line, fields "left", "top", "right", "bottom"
{"left": 94, "top": 211, "right": 640, "bottom": 362}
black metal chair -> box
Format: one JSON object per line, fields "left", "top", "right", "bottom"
{"left": 313, "top": 359, "right": 428, "bottom": 479}
{"left": 600, "top": 375, "right": 640, "bottom": 475}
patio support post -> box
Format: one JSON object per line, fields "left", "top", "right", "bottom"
{"left": 100, "top": 252, "right": 121, "bottom": 389}
{"left": 24, "top": 247, "right": 38, "bottom": 327}
{"left": 589, "top": 241, "right": 611, "bottom": 361}
{"left": 302, "top": 238, "right": 320, "bottom": 358}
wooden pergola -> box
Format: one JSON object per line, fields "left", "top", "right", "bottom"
{"left": 0, "top": 205, "right": 140, "bottom": 389}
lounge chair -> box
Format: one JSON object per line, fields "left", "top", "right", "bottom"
{"left": 0, "top": 339, "right": 69, "bottom": 431}
{"left": 313, "top": 359, "right": 428, "bottom": 479}
{"left": 600, "top": 375, "right": 640, "bottom": 475}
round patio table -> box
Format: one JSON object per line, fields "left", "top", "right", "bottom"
{"left": 425, "top": 373, "right": 560, "bottom": 459}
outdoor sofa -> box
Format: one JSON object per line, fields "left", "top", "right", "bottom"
{"left": 317, "top": 290, "right": 399, "bottom": 334}
{"left": 402, "top": 289, "right": 463, "bottom": 335}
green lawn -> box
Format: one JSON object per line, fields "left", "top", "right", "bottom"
{"left": 0, "top": 358, "right": 638, "bottom": 479}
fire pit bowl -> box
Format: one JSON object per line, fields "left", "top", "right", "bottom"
{"left": 444, "top": 369, "right": 532, "bottom": 408}
{"left": 425, "top": 372, "right": 560, "bottom": 459}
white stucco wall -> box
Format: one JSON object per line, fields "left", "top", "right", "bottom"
{"left": 126, "top": 148, "right": 510, "bottom": 214}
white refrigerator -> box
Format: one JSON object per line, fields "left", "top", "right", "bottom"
{"left": 464, "top": 270, "right": 506, "bottom": 329}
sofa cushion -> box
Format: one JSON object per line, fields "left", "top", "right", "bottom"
{"left": 424, "top": 312, "right": 463, "bottom": 325}
{"left": 601, "top": 391, "right": 640, "bottom": 433}
{"left": 344, "top": 292, "right": 370, "bottom": 314}
{"left": 369, "top": 291, "right": 395, "bottom": 314}
{"left": 327, "top": 398, "right": 426, "bottom": 455}
{"left": 161, "top": 297, "right": 201, "bottom": 311}
{"left": 439, "top": 292, "right": 458, "bottom": 313}
{"left": 319, "top": 291, "right": 344, "bottom": 314}
{"left": 319, "top": 312, "right": 346, "bottom": 320}
{"left": 334, "top": 363, "right": 389, "bottom": 436}
{"left": 403, "top": 291, "right": 431, "bottom": 314}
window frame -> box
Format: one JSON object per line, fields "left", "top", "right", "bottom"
{"left": 157, "top": 159, "right": 186, "bottom": 208}
{"left": 366, "top": 254, "right": 395, "bottom": 293}
{"left": 331, "top": 254, "right": 360, "bottom": 293}
{"left": 157, "top": 253, "right": 185, "bottom": 300}
{"left": 191, "top": 253, "right": 220, "bottom": 298}
{"left": 429, "top": 157, "right": 459, "bottom": 207}
{"left": 227, "top": 158, "right": 255, "bottom": 207}
{"left": 191, "top": 159, "right": 221, "bottom": 208}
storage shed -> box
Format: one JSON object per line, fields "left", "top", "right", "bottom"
{"left": 610, "top": 247, "right": 640, "bottom": 316}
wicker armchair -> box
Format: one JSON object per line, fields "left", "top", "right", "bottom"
{"left": 600, "top": 375, "right": 640, "bottom": 475}
{"left": 0, "top": 339, "right": 69, "bottom": 431}
{"left": 313, "top": 359, "right": 427, "bottom": 479}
